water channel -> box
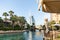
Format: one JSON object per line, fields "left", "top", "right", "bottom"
{"left": 0, "top": 30, "right": 43, "bottom": 40}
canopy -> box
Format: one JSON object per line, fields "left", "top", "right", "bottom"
{"left": 38, "top": 0, "right": 60, "bottom": 13}
{"left": 53, "top": 24, "right": 60, "bottom": 26}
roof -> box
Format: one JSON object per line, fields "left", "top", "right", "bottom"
{"left": 3, "top": 20, "right": 12, "bottom": 23}
{"left": 44, "top": 0, "right": 60, "bottom": 2}
{"left": 38, "top": 0, "right": 60, "bottom": 13}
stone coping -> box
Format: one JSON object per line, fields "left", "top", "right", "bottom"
{"left": 0, "top": 30, "right": 26, "bottom": 34}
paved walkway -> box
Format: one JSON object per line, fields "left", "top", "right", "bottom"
{"left": 44, "top": 30, "right": 60, "bottom": 40}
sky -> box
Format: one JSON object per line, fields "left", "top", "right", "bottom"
{"left": 0, "top": 0, "right": 50, "bottom": 25}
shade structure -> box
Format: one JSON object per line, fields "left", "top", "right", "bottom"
{"left": 39, "top": 0, "right": 60, "bottom": 13}
{"left": 53, "top": 24, "right": 60, "bottom": 26}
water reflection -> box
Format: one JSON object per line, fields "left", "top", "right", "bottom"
{"left": 24, "top": 30, "right": 43, "bottom": 40}
{"left": 0, "top": 30, "right": 43, "bottom": 40}
{"left": 35, "top": 31, "right": 40, "bottom": 36}
{"left": 28, "top": 31, "right": 32, "bottom": 40}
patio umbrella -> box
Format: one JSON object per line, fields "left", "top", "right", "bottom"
{"left": 53, "top": 24, "right": 60, "bottom": 26}
{"left": 38, "top": 0, "right": 60, "bottom": 13}
{"left": 53, "top": 24, "right": 60, "bottom": 30}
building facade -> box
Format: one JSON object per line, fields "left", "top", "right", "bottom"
{"left": 51, "top": 13, "right": 60, "bottom": 23}
{"left": 30, "top": 16, "right": 35, "bottom": 26}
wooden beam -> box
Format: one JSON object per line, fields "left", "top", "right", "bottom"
{"left": 44, "top": 0, "right": 60, "bottom": 2}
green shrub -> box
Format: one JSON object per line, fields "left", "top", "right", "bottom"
{"left": 14, "top": 25, "right": 21, "bottom": 30}
{"left": 57, "top": 34, "right": 60, "bottom": 38}
{"left": 27, "top": 24, "right": 30, "bottom": 29}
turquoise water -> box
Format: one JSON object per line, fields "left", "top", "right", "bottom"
{"left": 0, "top": 30, "right": 43, "bottom": 40}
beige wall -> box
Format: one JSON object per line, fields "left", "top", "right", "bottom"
{"left": 51, "top": 13, "right": 60, "bottom": 23}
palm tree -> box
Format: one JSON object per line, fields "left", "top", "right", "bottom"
{"left": 0, "top": 17, "right": 3, "bottom": 23}
{"left": 3, "top": 12, "right": 9, "bottom": 21}
{"left": 9, "top": 10, "right": 15, "bottom": 29}
{"left": 49, "top": 20, "right": 56, "bottom": 30}
{"left": 19, "top": 17, "right": 26, "bottom": 24}
{"left": 10, "top": 15, "right": 18, "bottom": 29}
{"left": 0, "top": 17, "right": 4, "bottom": 28}
{"left": 59, "top": 20, "right": 60, "bottom": 24}
{"left": 18, "top": 16, "right": 26, "bottom": 29}
{"left": 49, "top": 20, "right": 56, "bottom": 25}
{"left": 9, "top": 10, "right": 14, "bottom": 17}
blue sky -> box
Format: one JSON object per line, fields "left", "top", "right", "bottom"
{"left": 0, "top": 0, "right": 50, "bottom": 25}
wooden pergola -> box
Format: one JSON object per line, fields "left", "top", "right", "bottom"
{"left": 38, "top": 0, "right": 60, "bottom": 13}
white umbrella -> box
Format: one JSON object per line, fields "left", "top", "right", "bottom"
{"left": 53, "top": 24, "right": 60, "bottom": 26}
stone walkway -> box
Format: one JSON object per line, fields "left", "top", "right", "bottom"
{"left": 44, "top": 31, "right": 60, "bottom": 40}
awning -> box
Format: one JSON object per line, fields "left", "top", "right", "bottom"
{"left": 52, "top": 24, "right": 60, "bottom": 26}
{"left": 39, "top": 0, "right": 60, "bottom": 13}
